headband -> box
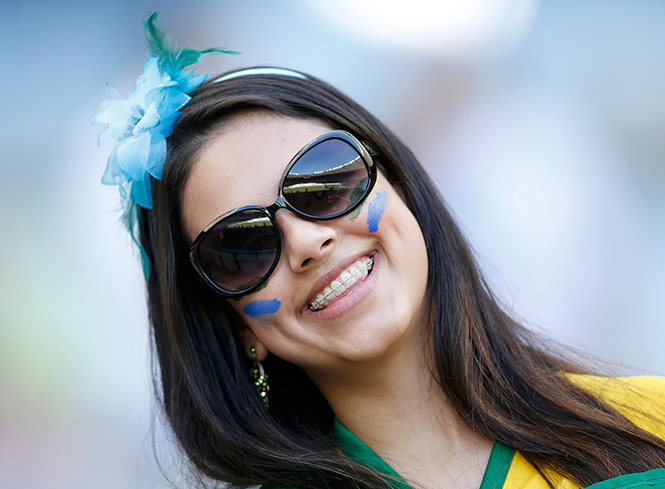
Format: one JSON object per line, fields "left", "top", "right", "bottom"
{"left": 214, "top": 67, "right": 309, "bottom": 82}
{"left": 92, "top": 13, "right": 308, "bottom": 277}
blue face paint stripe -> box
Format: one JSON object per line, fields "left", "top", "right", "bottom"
{"left": 243, "top": 299, "right": 281, "bottom": 318}
{"left": 366, "top": 189, "right": 389, "bottom": 233}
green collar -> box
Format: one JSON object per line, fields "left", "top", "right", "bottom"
{"left": 334, "top": 419, "right": 515, "bottom": 489}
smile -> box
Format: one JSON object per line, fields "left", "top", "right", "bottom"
{"left": 309, "top": 256, "right": 374, "bottom": 311}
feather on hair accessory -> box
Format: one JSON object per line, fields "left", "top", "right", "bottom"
{"left": 92, "top": 12, "right": 237, "bottom": 277}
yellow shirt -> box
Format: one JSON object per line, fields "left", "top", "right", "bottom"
{"left": 504, "top": 375, "right": 665, "bottom": 489}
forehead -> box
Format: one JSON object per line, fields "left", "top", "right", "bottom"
{"left": 181, "top": 112, "right": 333, "bottom": 240}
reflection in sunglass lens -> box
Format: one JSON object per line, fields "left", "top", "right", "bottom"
{"left": 197, "top": 209, "right": 277, "bottom": 292}
{"left": 283, "top": 138, "right": 369, "bottom": 217}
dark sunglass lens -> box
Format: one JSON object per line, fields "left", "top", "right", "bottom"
{"left": 283, "top": 138, "right": 370, "bottom": 217}
{"left": 197, "top": 209, "right": 277, "bottom": 293}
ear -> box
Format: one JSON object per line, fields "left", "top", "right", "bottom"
{"left": 240, "top": 327, "right": 269, "bottom": 361}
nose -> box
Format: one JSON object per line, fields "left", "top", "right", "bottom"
{"left": 276, "top": 210, "right": 337, "bottom": 272}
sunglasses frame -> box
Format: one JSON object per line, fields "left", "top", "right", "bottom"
{"left": 189, "top": 130, "right": 378, "bottom": 298}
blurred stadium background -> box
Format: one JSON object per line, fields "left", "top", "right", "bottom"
{"left": 1, "top": 1, "right": 664, "bottom": 488}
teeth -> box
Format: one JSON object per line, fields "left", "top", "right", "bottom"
{"left": 330, "top": 280, "right": 343, "bottom": 297}
{"left": 339, "top": 271, "right": 353, "bottom": 287}
{"left": 309, "top": 256, "right": 373, "bottom": 311}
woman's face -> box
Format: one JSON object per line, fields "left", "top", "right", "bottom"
{"left": 182, "top": 112, "right": 429, "bottom": 381}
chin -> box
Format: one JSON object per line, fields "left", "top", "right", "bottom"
{"left": 337, "top": 311, "right": 422, "bottom": 365}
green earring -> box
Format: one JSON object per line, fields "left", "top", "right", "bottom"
{"left": 249, "top": 346, "right": 269, "bottom": 408}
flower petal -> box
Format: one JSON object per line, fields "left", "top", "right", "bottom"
{"left": 115, "top": 132, "right": 150, "bottom": 181}
{"left": 159, "top": 86, "right": 190, "bottom": 112}
{"left": 147, "top": 138, "right": 166, "bottom": 179}
{"left": 131, "top": 176, "right": 153, "bottom": 209}
{"left": 101, "top": 148, "right": 122, "bottom": 184}
{"left": 91, "top": 99, "right": 131, "bottom": 126}
{"left": 155, "top": 112, "right": 179, "bottom": 139}
{"left": 134, "top": 103, "right": 160, "bottom": 134}
{"left": 177, "top": 71, "right": 207, "bottom": 93}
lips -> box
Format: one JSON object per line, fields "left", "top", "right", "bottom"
{"left": 308, "top": 256, "right": 374, "bottom": 311}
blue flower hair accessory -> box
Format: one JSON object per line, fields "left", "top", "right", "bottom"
{"left": 92, "top": 13, "right": 237, "bottom": 277}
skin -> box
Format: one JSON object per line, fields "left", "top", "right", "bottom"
{"left": 182, "top": 111, "right": 493, "bottom": 489}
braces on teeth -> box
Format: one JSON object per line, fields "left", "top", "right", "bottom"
{"left": 309, "top": 256, "right": 374, "bottom": 311}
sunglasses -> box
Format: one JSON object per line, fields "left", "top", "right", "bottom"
{"left": 189, "top": 130, "right": 378, "bottom": 298}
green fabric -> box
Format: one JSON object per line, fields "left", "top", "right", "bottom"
{"left": 334, "top": 419, "right": 516, "bottom": 489}
{"left": 584, "top": 469, "right": 665, "bottom": 489}
{"left": 479, "top": 441, "right": 516, "bottom": 489}
{"left": 334, "top": 418, "right": 411, "bottom": 488}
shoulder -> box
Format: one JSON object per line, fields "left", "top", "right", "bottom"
{"left": 503, "top": 375, "right": 665, "bottom": 489}
{"left": 566, "top": 374, "right": 665, "bottom": 439}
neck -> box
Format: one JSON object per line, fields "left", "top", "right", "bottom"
{"left": 309, "top": 331, "right": 493, "bottom": 489}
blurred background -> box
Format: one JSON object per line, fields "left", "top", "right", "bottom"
{"left": 1, "top": 0, "right": 664, "bottom": 488}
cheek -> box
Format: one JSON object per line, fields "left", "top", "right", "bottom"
{"left": 234, "top": 276, "right": 280, "bottom": 320}
{"left": 241, "top": 297, "right": 281, "bottom": 320}
{"left": 346, "top": 200, "right": 364, "bottom": 221}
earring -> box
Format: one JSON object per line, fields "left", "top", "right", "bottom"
{"left": 249, "top": 346, "right": 269, "bottom": 408}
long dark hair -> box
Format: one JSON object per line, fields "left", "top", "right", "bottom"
{"left": 138, "top": 71, "right": 665, "bottom": 488}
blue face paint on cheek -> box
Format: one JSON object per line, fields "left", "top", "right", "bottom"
{"left": 366, "top": 189, "right": 389, "bottom": 233}
{"left": 243, "top": 298, "right": 281, "bottom": 318}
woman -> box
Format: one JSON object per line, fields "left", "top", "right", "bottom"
{"left": 94, "top": 14, "right": 665, "bottom": 489}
